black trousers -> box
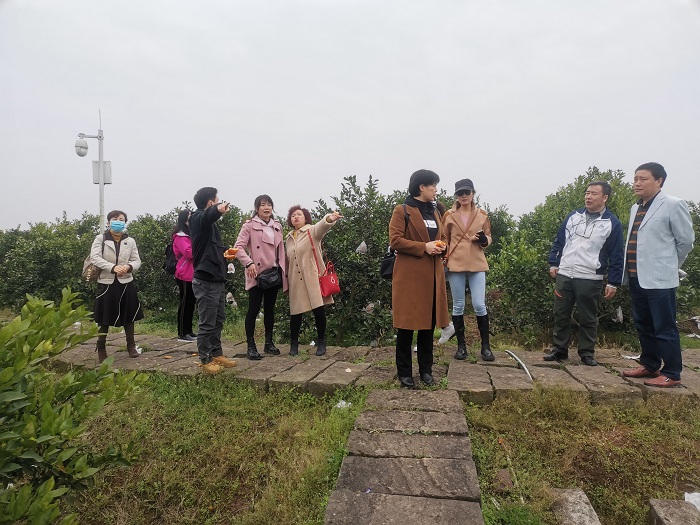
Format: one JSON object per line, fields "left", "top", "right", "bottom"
{"left": 176, "top": 279, "right": 196, "bottom": 338}
{"left": 290, "top": 306, "right": 326, "bottom": 342}
{"left": 245, "top": 285, "right": 280, "bottom": 339}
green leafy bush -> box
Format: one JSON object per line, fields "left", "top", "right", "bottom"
{"left": 0, "top": 289, "right": 146, "bottom": 524}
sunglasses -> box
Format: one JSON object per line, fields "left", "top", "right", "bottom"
{"left": 455, "top": 190, "right": 473, "bottom": 196}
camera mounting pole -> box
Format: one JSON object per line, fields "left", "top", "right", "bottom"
{"left": 75, "top": 111, "right": 108, "bottom": 232}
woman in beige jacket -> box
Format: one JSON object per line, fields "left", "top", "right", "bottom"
{"left": 443, "top": 179, "right": 494, "bottom": 361}
{"left": 285, "top": 206, "right": 342, "bottom": 356}
{"left": 89, "top": 209, "right": 143, "bottom": 363}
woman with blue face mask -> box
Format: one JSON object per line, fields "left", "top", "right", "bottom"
{"left": 89, "top": 209, "right": 144, "bottom": 363}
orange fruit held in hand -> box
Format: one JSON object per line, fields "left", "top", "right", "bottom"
{"left": 224, "top": 247, "right": 238, "bottom": 259}
{"left": 435, "top": 241, "right": 446, "bottom": 248}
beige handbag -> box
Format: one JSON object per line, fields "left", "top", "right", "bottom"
{"left": 82, "top": 235, "right": 105, "bottom": 282}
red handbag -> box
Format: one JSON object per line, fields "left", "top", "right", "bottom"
{"left": 308, "top": 231, "right": 341, "bottom": 297}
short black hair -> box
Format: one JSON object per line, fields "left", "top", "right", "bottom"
{"left": 107, "top": 209, "right": 127, "bottom": 222}
{"left": 194, "top": 187, "right": 218, "bottom": 210}
{"left": 408, "top": 169, "right": 440, "bottom": 197}
{"left": 635, "top": 162, "right": 667, "bottom": 187}
{"left": 587, "top": 180, "right": 612, "bottom": 197}
{"left": 254, "top": 194, "right": 274, "bottom": 215}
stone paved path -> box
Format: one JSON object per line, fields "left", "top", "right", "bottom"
{"left": 56, "top": 335, "right": 700, "bottom": 404}
{"left": 54, "top": 337, "right": 700, "bottom": 524}
{"left": 324, "top": 390, "right": 484, "bottom": 525}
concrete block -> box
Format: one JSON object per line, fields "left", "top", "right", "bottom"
{"left": 324, "top": 489, "right": 484, "bottom": 525}
{"left": 308, "top": 361, "right": 371, "bottom": 397}
{"left": 447, "top": 360, "right": 494, "bottom": 405}
{"left": 567, "top": 366, "right": 642, "bottom": 404}
{"left": 487, "top": 365, "right": 534, "bottom": 394}
{"left": 268, "top": 359, "right": 333, "bottom": 392}
{"left": 347, "top": 430, "right": 472, "bottom": 459}
{"left": 364, "top": 389, "right": 463, "bottom": 413}
{"left": 649, "top": 498, "right": 700, "bottom": 525}
{"left": 551, "top": 488, "right": 601, "bottom": 525}
{"left": 355, "top": 410, "right": 469, "bottom": 435}
{"left": 335, "top": 456, "right": 480, "bottom": 501}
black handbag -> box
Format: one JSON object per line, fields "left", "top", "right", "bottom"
{"left": 380, "top": 248, "right": 396, "bottom": 280}
{"left": 256, "top": 244, "right": 283, "bottom": 290}
{"left": 379, "top": 204, "right": 408, "bottom": 280}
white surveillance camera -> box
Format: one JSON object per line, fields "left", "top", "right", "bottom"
{"left": 75, "top": 138, "right": 88, "bottom": 157}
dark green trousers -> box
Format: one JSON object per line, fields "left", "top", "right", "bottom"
{"left": 552, "top": 274, "right": 604, "bottom": 357}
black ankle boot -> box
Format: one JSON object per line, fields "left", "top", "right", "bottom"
{"left": 289, "top": 341, "right": 299, "bottom": 356}
{"left": 315, "top": 340, "right": 326, "bottom": 356}
{"left": 264, "top": 333, "right": 280, "bottom": 355}
{"left": 247, "top": 337, "right": 262, "bottom": 360}
{"left": 453, "top": 315, "right": 468, "bottom": 360}
{"left": 477, "top": 314, "right": 494, "bottom": 362}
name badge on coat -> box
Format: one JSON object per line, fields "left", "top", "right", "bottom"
{"left": 424, "top": 219, "right": 437, "bottom": 229}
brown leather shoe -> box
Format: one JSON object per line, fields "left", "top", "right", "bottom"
{"left": 622, "top": 365, "right": 660, "bottom": 378}
{"left": 643, "top": 375, "right": 681, "bottom": 388}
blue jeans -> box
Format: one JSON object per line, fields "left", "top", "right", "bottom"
{"left": 629, "top": 277, "right": 682, "bottom": 380}
{"left": 446, "top": 271, "right": 487, "bottom": 316}
{"left": 192, "top": 278, "right": 226, "bottom": 363}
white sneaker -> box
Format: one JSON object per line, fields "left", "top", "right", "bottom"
{"left": 438, "top": 323, "right": 455, "bottom": 344}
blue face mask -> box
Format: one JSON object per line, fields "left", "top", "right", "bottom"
{"left": 110, "top": 220, "right": 126, "bottom": 233}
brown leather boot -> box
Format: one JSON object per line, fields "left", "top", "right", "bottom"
{"left": 125, "top": 323, "right": 139, "bottom": 358}
{"left": 96, "top": 335, "right": 108, "bottom": 363}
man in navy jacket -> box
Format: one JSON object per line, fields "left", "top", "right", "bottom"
{"left": 544, "top": 180, "right": 624, "bottom": 366}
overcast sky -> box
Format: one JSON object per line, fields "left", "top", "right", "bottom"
{"left": 1, "top": 0, "right": 699, "bottom": 230}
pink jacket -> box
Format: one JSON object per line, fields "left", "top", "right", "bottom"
{"left": 172, "top": 232, "right": 194, "bottom": 282}
{"left": 235, "top": 216, "right": 289, "bottom": 291}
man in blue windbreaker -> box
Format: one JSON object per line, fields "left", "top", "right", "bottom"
{"left": 544, "top": 180, "right": 624, "bottom": 366}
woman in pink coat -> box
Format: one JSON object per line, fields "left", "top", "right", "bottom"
{"left": 172, "top": 209, "right": 196, "bottom": 342}
{"left": 235, "top": 195, "right": 288, "bottom": 360}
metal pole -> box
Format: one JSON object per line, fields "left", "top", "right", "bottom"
{"left": 98, "top": 128, "right": 104, "bottom": 232}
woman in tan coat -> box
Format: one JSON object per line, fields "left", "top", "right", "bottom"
{"left": 442, "top": 178, "right": 494, "bottom": 361}
{"left": 389, "top": 169, "right": 449, "bottom": 388}
{"left": 285, "top": 206, "right": 342, "bottom": 356}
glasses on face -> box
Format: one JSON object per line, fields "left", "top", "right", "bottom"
{"left": 455, "top": 190, "right": 472, "bottom": 197}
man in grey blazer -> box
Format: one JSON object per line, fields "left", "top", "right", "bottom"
{"left": 622, "top": 162, "right": 695, "bottom": 387}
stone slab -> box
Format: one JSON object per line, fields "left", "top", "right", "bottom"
{"left": 335, "top": 456, "right": 480, "bottom": 501}
{"left": 308, "top": 361, "right": 371, "bottom": 397}
{"left": 682, "top": 349, "right": 700, "bottom": 369}
{"left": 566, "top": 365, "right": 642, "bottom": 404}
{"left": 354, "top": 366, "right": 396, "bottom": 387}
{"left": 530, "top": 367, "right": 589, "bottom": 393}
{"left": 324, "top": 489, "right": 484, "bottom": 525}
{"left": 332, "top": 346, "right": 370, "bottom": 362}
{"left": 54, "top": 345, "right": 99, "bottom": 369}
{"left": 347, "top": 430, "right": 472, "bottom": 459}
{"left": 233, "top": 357, "right": 298, "bottom": 390}
{"left": 487, "top": 365, "right": 534, "bottom": 395}
{"left": 446, "top": 360, "right": 494, "bottom": 405}
{"left": 475, "top": 350, "right": 518, "bottom": 368}
{"left": 677, "top": 370, "right": 700, "bottom": 399}
{"left": 268, "top": 359, "right": 334, "bottom": 392}
{"left": 551, "top": 489, "right": 602, "bottom": 525}
{"left": 511, "top": 350, "right": 564, "bottom": 370}
{"left": 364, "top": 347, "right": 395, "bottom": 364}
{"left": 618, "top": 372, "right": 697, "bottom": 400}
{"left": 364, "top": 389, "right": 463, "bottom": 413}
{"left": 648, "top": 498, "right": 700, "bottom": 525}
{"left": 109, "top": 350, "right": 188, "bottom": 372}
{"left": 355, "top": 410, "right": 469, "bottom": 435}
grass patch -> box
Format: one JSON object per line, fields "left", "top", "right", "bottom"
{"left": 466, "top": 387, "right": 700, "bottom": 525}
{"left": 62, "top": 374, "right": 365, "bottom": 524}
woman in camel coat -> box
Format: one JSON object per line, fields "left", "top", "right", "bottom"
{"left": 285, "top": 206, "right": 342, "bottom": 357}
{"left": 389, "top": 169, "right": 449, "bottom": 388}
{"left": 442, "top": 178, "right": 494, "bottom": 362}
